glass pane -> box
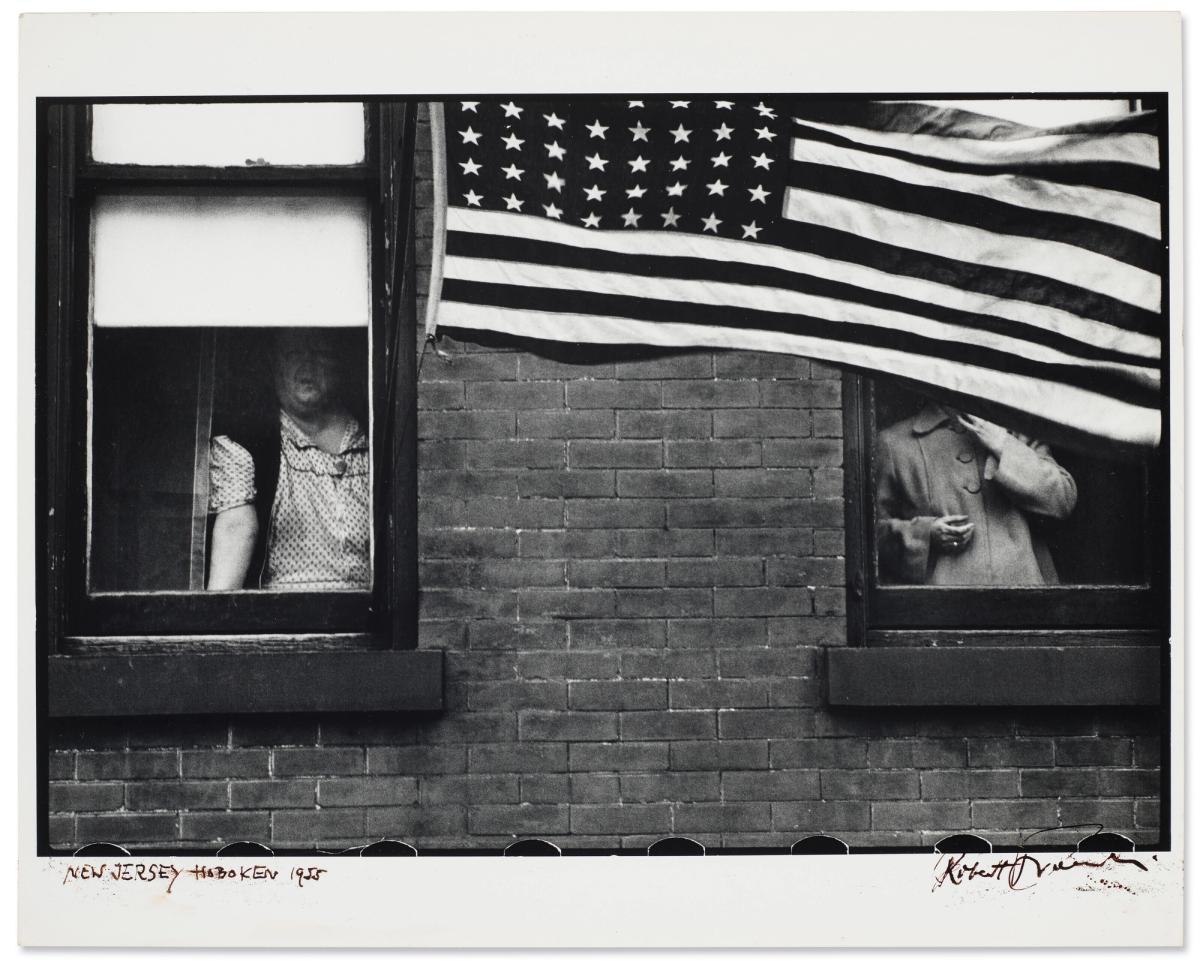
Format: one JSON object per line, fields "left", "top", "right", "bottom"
{"left": 91, "top": 102, "right": 365, "bottom": 166}
{"left": 90, "top": 326, "right": 372, "bottom": 593}
{"left": 871, "top": 380, "right": 1148, "bottom": 587}
{"left": 91, "top": 194, "right": 370, "bottom": 329}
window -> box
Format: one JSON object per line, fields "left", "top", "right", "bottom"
{"left": 38, "top": 100, "right": 439, "bottom": 715}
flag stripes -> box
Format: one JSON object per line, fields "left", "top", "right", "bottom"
{"left": 427, "top": 98, "right": 1164, "bottom": 446}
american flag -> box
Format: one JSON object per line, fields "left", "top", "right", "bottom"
{"left": 424, "top": 97, "right": 1162, "bottom": 446}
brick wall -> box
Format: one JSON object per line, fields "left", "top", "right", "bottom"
{"left": 44, "top": 104, "right": 1162, "bottom": 852}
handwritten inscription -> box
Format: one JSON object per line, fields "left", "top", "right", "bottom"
{"left": 62, "top": 862, "right": 328, "bottom": 895}
{"left": 932, "top": 851, "right": 1150, "bottom": 893}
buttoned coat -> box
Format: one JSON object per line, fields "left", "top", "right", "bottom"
{"left": 875, "top": 406, "right": 1077, "bottom": 585}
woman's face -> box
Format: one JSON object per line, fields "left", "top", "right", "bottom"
{"left": 271, "top": 329, "right": 344, "bottom": 419}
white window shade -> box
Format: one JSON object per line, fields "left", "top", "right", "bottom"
{"left": 91, "top": 102, "right": 366, "bottom": 166}
{"left": 91, "top": 194, "right": 371, "bottom": 328}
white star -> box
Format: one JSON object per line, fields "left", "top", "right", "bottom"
{"left": 502, "top": 132, "right": 525, "bottom": 151}
{"left": 501, "top": 101, "right": 524, "bottom": 118}
{"left": 585, "top": 153, "right": 609, "bottom": 171}
{"left": 661, "top": 206, "right": 681, "bottom": 228}
{"left": 748, "top": 184, "right": 770, "bottom": 203}
{"left": 621, "top": 207, "right": 642, "bottom": 228}
{"left": 755, "top": 126, "right": 778, "bottom": 141}
{"left": 459, "top": 158, "right": 482, "bottom": 175}
{"left": 543, "top": 202, "right": 563, "bottom": 220}
{"left": 586, "top": 119, "right": 609, "bottom": 139}
{"left": 503, "top": 193, "right": 524, "bottom": 211}
{"left": 669, "top": 156, "right": 691, "bottom": 171}
{"left": 582, "top": 211, "right": 602, "bottom": 228}
{"left": 629, "top": 121, "right": 650, "bottom": 142}
{"left": 714, "top": 100, "right": 734, "bottom": 110}
{"left": 584, "top": 184, "right": 606, "bottom": 202}
{"left": 669, "top": 100, "right": 691, "bottom": 109}
{"left": 628, "top": 155, "right": 650, "bottom": 173}
{"left": 460, "top": 101, "right": 479, "bottom": 112}
{"left": 627, "top": 99, "right": 645, "bottom": 108}
{"left": 459, "top": 127, "right": 482, "bottom": 145}
{"left": 665, "top": 181, "right": 686, "bottom": 197}
{"left": 544, "top": 171, "right": 565, "bottom": 192}
{"left": 669, "top": 124, "right": 692, "bottom": 143}
{"left": 626, "top": 184, "right": 647, "bottom": 199}
{"left": 711, "top": 151, "right": 732, "bottom": 167}
{"left": 701, "top": 213, "right": 722, "bottom": 233}
{"left": 464, "top": 190, "right": 483, "bottom": 207}
{"left": 706, "top": 179, "right": 728, "bottom": 197}
{"left": 501, "top": 163, "right": 524, "bottom": 180}
{"left": 754, "top": 101, "right": 777, "bottom": 119}
{"left": 751, "top": 152, "right": 774, "bottom": 170}
{"left": 741, "top": 221, "right": 762, "bottom": 239}
{"left": 545, "top": 141, "right": 566, "bottom": 161}
{"left": 713, "top": 123, "right": 734, "bottom": 141}
{"left": 544, "top": 112, "right": 566, "bottom": 129}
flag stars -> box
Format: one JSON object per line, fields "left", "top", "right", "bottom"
{"left": 669, "top": 124, "right": 692, "bottom": 143}
{"left": 701, "top": 213, "right": 722, "bottom": 233}
{"left": 501, "top": 101, "right": 524, "bottom": 118}
{"left": 627, "top": 100, "right": 645, "bottom": 109}
{"left": 501, "top": 163, "right": 524, "bottom": 180}
{"left": 544, "top": 112, "right": 566, "bottom": 129}
{"left": 755, "top": 101, "right": 777, "bottom": 118}
{"left": 669, "top": 156, "right": 691, "bottom": 171}
{"left": 458, "top": 158, "right": 482, "bottom": 176}
{"left": 755, "top": 126, "right": 778, "bottom": 141}
{"left": 502, "top": 132, "right": 525, "bottom": 151}
{"left": 741, "top": 221, "right": 762, "bottom": 239}
{"left": 545, "top": 141, "right": 566, "bottom": 160}
{"left": 713, "top": 123, "right": 734, "bottom": 141}
{"left": 621, "top": 207, "right": 642, "bottom": 228}
{"left": 503, "top": 193, "right": 524, "bottom": 211}
{"left": 584, "top": 184, "right": 606, "bottom": 202}
{"left": 585, "top": 153, "right": 609, "bottom": 171}
{"left": 628, "top": 156, "right": 650, "bottom": 173}
{"left": 544, "top": 171, "right": 566, "bottom": 192}
{"left": 706, "top": 179, "right": 729, "bottom": 197}
{"left": 585, "top": 119, "right": 609, "bottom": 138}
{"left": 460, "top": 101, "right": 479, "bottom": 112}
{"left": 543, "top": 202, "right": 563, "bottom": 220}
{"left": 582, "top": 211, "right": 602, "bottom": 228}
{"left": 669, "top": 100, "right": 691, "bottom": 109}
{"left": 661, "top": 206, "right": 681, "bottom": 228}
{"left": 711, "top": 151, "right": 732, "bottom": 167}
{"left": 463, "top": 189, "right": 483, "bottom": 207}
{"left": 665, "top": 181, "right": 687, "bottom": 197}
{"left": 459, "top": 127, "right": 482, "bottom": 145}
{"left": 714, "top": 100, "right": 734, "bottom": 109}
{"left": 748, "top": 184, "right": 770, "bottom": 203}
{"left": 629, "top": 121, "right": 651, "bottom": 142}
{"left": 751, "top": 152, "right": 774, "bottom": 169}
{"left": 626, "top": 184, "right": 647, "bottom": 199}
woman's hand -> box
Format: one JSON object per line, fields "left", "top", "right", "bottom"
{"left": 958, "top": 413, "right": 1009, "bottom": 457}
{"left": 931, "top": 514, "right": 974, "bottom": 554}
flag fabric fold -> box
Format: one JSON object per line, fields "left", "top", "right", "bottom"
{"left": 423, "top": 97, "right": 1163, "bottom": 446}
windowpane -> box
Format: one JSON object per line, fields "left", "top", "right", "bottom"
{"left": 91, "top": 102, "right": 366, "bottom": 166}
{"left": 871, "top": 380, "right": 1148, "bottom": 587}
{"left": 91, "top": 194, "right": 371, "bottom": 329}
{"left": 90, "top": 326, "right": 372, "bottom": 594}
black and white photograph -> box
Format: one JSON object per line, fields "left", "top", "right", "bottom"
{"left": 18, "top": 10, "right": 1185, "bottom": 949}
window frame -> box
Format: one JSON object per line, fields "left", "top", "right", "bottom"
{"left": 831, "top": 371, "right": 1168, "bottom": 707}
{"left": 37, "top": 98, "right": 437, "bottom": 716}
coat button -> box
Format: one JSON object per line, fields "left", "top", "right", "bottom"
{"left": 956, "top": 450, "right": 974, "bottom": 462}
{"left": 332, "top": 458, "right": 347, "bottom": 476}
{"left": 964, "top": 480, "right": 982, "bottom": 494}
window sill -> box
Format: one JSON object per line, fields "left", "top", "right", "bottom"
{"left": 826, "top": 645, "right": 1161, "bottom": 707}
{"left": 47, "top": 648, "right": 443, "bottom": 717}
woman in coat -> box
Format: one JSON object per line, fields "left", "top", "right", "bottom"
{"left": 875, "top": 404, "right": 1077, "bottom": 585}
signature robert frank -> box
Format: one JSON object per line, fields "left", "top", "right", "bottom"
{"left": 931, "top": 828, "right": 1151, "bottom": 893}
